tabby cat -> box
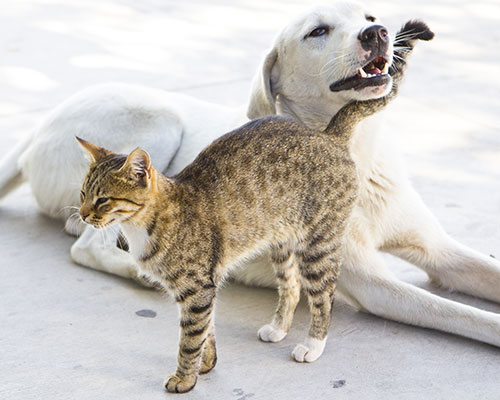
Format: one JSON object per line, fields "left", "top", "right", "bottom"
{"left": 77, "top": 21, "right": 433, "bottom": 393}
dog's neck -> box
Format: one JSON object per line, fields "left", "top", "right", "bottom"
{"left": 276, "top": 93, "right": 342, "bottom": 132}
{"left": 273, "top": 92, "right": 406, "bottom": 196}
{"left": 276, "top": 93, "right": 385, "bottom": 154}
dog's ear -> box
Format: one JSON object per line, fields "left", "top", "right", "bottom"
{"left": 246, "top": 46, "right": 279, "bottom": 119}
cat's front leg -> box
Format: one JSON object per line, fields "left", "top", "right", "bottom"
{"left": 199, "top": 319, "right": 217, "bottom": 374}
{"left": 165, "top": 286, "right": 216, "bottom": 393}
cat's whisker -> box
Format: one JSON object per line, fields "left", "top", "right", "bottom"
{"left": 67, "top": 211, "right": 80, "bottom": 220}
{"left": 61, "top": 205, "right": 79, "bottom": 211}
{"left": 68, "top": 181, "right": 84, "bottom": 189}
{"left": 96, "top": 226, "right": 106, "bottom": 245}
{"left": 57, "top": 205, "right": 80, "bottom": 218}
{"left": 59, "top": 211, "right": 82, "bottom": 234}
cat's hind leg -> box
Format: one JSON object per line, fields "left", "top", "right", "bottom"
{"left": 292, "top": 241, "right": 341, "bottom": 363}
{"left": 258, "top": 243, "right": 301, "bottom": 343}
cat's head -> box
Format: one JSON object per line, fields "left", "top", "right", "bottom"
{"left": 76, "top": 137, "right": 152, "bottom": 228}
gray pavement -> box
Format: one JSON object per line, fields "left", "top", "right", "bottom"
{"left": 1, "top": 1, "right": 500, "bottom": 399}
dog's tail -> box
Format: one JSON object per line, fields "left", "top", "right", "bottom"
{"left": 0, "top": 133, "right": 33, "bottom": 199}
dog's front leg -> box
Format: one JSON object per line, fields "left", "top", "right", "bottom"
{"left": 341, "top": 239, "right": 500, "bottom": 347}
{"left": 70, "top": 225, "right": 152, "bottom": 286}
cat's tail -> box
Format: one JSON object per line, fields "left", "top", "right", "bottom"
{"left": 0, "top": 133, "right": 33, "bottom": 199}
{"left": 324, "top": 20, "right": 434, "bottom": 140}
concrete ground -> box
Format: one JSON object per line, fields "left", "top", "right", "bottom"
{"left": 1, "top": 1, "right": 500, "bottom": 399}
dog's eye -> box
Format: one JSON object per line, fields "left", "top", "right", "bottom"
{"left": 306, "top": 26, "right": 329, "bottom": 39}
{"left": 95, "top": 197, "right": 109, "bottom": 207}
{"left": 365, "top": 15, "right": 376, "bottom": 22}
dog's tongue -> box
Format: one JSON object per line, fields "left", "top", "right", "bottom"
{"left": 365, "top": 62, "right": 381, "bottom": 75}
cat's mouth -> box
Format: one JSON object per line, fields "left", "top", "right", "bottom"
{"left": 329, "top": 56, "right": 391, "bottom": 92}
{"left": 87, "top": 218, "right": 115, "bottom": 229}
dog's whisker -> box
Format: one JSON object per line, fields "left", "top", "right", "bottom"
{"left": 394, "top": 31, "right": 426, "bottom": 42}
{"left": 317, "top": 54, "right": 350, "bottom": 77}
{"left": 395, "top": 34, "right": 418, "bottom": 42}
{"left": 394, "top": 42, "right": 414, "bottom": 49}
{"left": 392, "top": 54, "right": 407, "bottom": 62}
{"left": 395, "top": 30, "right": 421, "bottom": 38}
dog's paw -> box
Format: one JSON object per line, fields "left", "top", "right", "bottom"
{"left": 398, "top": 20, "right": 434, "bottom": 43}
{"left": 131, "top": 270, "right": 161, "bottom": 289}
{"left": 291, "top": 337, "right": 327, "bottom": 363}
{"left": 258, "top": 324, "right": 287, "bottom": 343}
{"left": 164, "top": 374, "right": 197, "bottom": 393}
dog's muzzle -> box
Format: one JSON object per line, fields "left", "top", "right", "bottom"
{"left": 358, "top": 24, "right": 390, "bottom": 54}
{"left": 329, "top": 24, "right": 392, "bottom": 93}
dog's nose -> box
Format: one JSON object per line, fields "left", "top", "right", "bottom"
{"left": 358, "top": 25, "right": 389, "bottom": 50}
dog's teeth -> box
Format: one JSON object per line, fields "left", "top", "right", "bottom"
{"left": 359, "top": 68, "right": 367, "bottom": 78}
{"left": 382, "top": 63, "right": 389, "bottom": 74}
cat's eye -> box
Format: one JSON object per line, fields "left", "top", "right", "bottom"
{"left": 306, "top": 25, "right": 330, "bottom": 39}
{"left": 365, "top": 15, "right": 376, "bottom": 22}
{"left": 80, "top": 191, "right": 85, "bottom": 202}
{"left": 95, "top": 197, "right": 109, "bottom": 207}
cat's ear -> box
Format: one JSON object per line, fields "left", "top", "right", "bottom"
{"left": 122, "top": 148, "right": 152, "bottom": 184}
{"left": 76, "top": 137, "right": 113, "bottom": 163}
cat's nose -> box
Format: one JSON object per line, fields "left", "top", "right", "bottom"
{"left": 80, "top": 211, "right": 89, "bottom": 221}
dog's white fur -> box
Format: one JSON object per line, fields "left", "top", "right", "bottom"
{"left": 2, "top": 2, "right": 500, "bottom": 351}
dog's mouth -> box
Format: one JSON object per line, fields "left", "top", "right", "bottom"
{"left": 329, "top": 56, "right": 391, "bottom": 92}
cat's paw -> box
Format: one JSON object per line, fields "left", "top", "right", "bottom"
{"left": 258, "top": 324, "right": 287, "bottom": 342}
{"left": 291, "top": 337, "right": 327, "bottom": 363}
{"left": 164, "top": 374, "right": 197, "bottom": 393}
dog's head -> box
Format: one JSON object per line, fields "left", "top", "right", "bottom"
{"left": 248, "top": 1, "right": 394, "bottom": 127}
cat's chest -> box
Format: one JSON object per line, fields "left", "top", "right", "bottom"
{"left": 120, "top": 224, "right": 150, "bottom": 261}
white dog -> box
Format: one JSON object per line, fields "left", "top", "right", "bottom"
{"left": 1, "top": 1, "right": 500, "bottom": 356}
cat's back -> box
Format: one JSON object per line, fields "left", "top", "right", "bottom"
{"left": 174, "top": 116, "right": 346, "bottom": 187}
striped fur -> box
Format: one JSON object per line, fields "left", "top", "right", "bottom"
{"left": 76, "top": 23, "right": 427, "bottom": 393}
